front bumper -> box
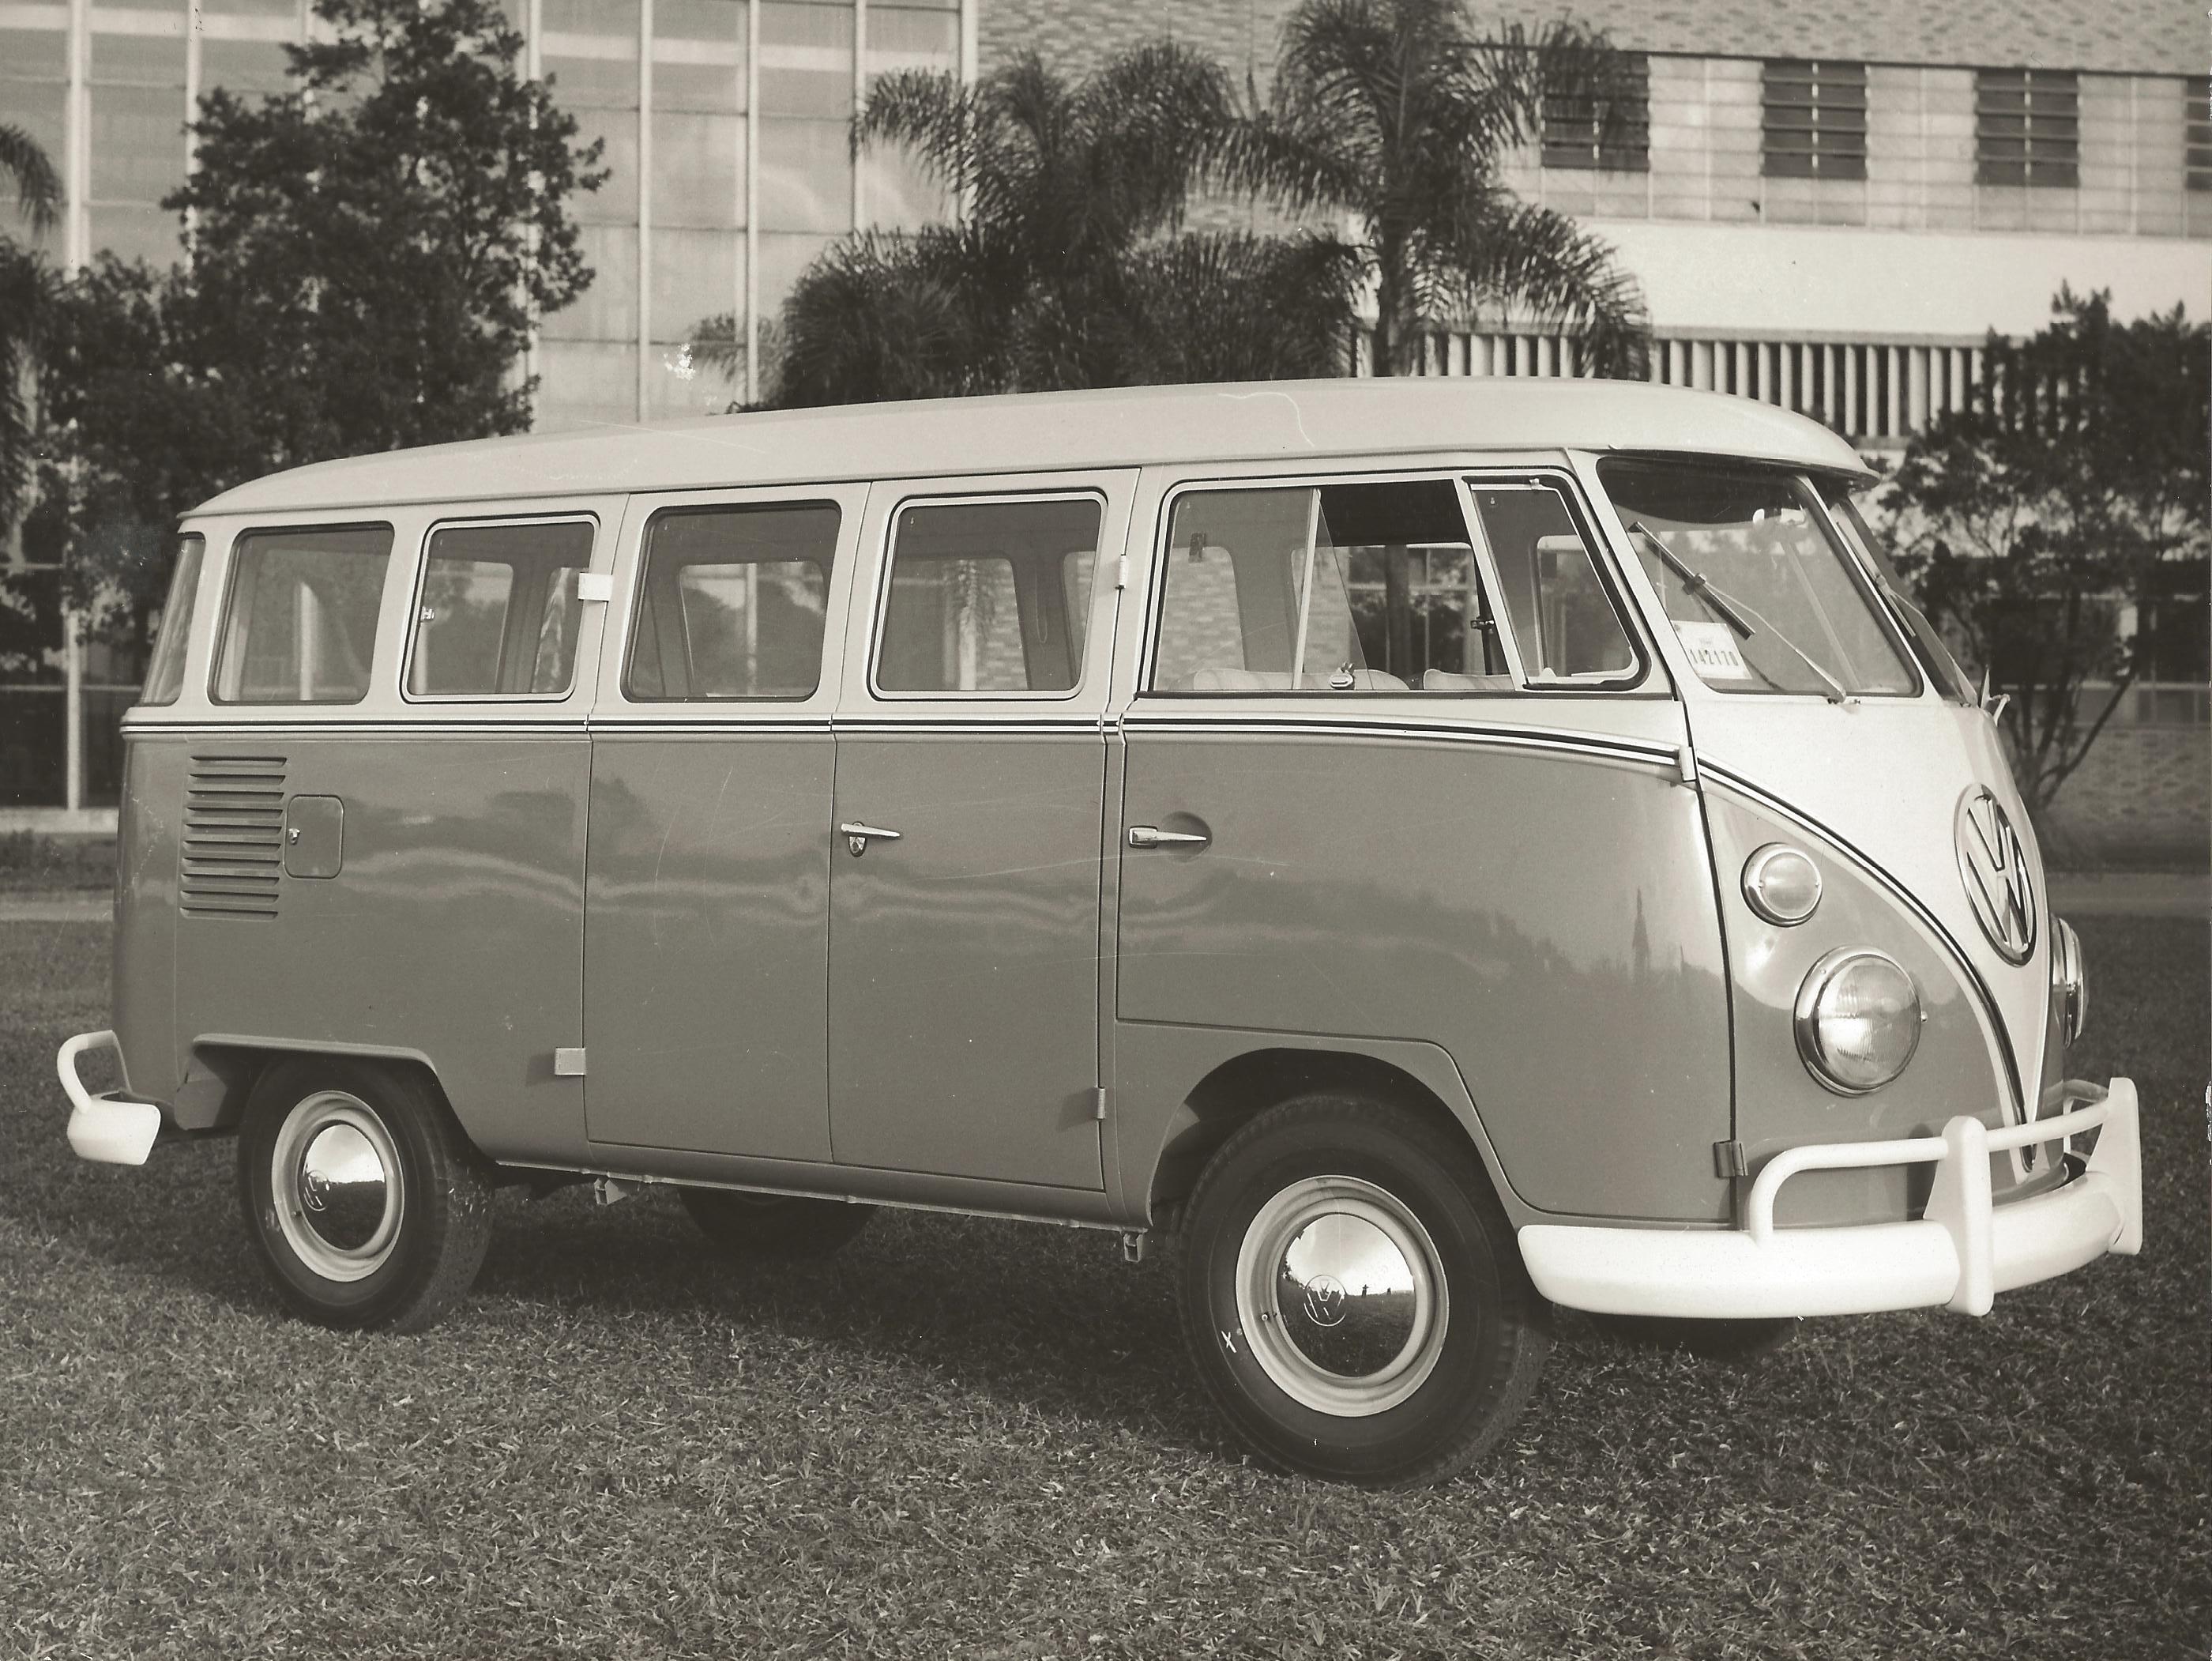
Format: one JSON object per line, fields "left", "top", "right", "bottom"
{"left": 1518, "top": 1078, "right": 2142, "bottom": 1320}
{"left": 58, "top": 1030, "right": 163, "bottom": 1166}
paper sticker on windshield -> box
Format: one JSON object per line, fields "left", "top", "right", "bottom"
{"left": 1675, "top": 621, "right": 1753, "bottom": 681}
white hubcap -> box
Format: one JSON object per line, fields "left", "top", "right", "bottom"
{"left": 270, "top": 1091, "right": 404, "bottom": 1283}
{"left": 1233, "top": 1174, "right": 1448, "bottom": 1418}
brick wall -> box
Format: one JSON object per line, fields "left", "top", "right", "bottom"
{"left": 2038, "top": 724, "right": 2212, "bottom": 865}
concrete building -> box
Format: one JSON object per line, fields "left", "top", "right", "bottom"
{"left": 1, "top": 0, "right": 2204, "bottom": 856}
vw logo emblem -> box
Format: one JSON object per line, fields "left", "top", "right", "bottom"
{"left": 1955, "top": 787, "right": 2036, "bottom": 965}
{"left": 1301, "top": 1274, "right": 1349, "bottom": 1328}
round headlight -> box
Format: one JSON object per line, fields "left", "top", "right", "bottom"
{"left": 1794, "top": 949, "right": 1922, "bottom": 1094}
{"left": 1743, "top": 843, "right": 1822, "bottom": 925}
{"left": 2052, "top": 916, "right": 2086, "bottom": 1047}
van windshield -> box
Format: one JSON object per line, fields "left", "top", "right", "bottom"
{"left": 1600, "top": 460, "right": 1918, "bottom": 698}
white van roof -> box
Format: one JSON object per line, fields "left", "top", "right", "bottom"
{"left": 194, "top": 376, "right": 1875, "bottom": 515}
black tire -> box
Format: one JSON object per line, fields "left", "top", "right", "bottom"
{"left": 1177, "top": 1094, "right": 1550, "bottom": 1487}
{"left": 679, "top": 1187, "right": 875, "bottom": 1258}
{"left": 237, "top": 1056, "right": 493, "bottom": 1333}
{"left": 1589, "top": 1313, "right": 1800, "bottom": 1362}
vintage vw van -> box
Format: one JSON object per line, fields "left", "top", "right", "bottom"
{"left": 58, "top": 379, "right": 2140, "bottom": 1486}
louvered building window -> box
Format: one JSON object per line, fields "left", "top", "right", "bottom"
{"left": 1975, "top": 68, "right": 2079, "bottom": 187}
{"left": 1762, "top": 60, "right": 1867, "bottom": 179}
{"left": 2188, "top": 77, "right": 2212, "bottom": 192}
{"left": 1540, "top": 53, "right": 1649, "bottom": 171}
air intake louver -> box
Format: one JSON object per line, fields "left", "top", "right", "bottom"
{"left": 180, "top": 755, "right": 288, "bottom": 919}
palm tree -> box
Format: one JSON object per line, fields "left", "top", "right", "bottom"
{"left": 1, "top": 122, "right": 62, "bottom": 536}
{"left": 697, "top": 46, "right": 1363, "bottom": 407}
{"left": 1224, "top": 0, "right": 1650, "bottom": 378}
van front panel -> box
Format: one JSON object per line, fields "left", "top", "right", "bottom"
{"left": 1115, "top": 719, "right": 1732, "bottom": 1222}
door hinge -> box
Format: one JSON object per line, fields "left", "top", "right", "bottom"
{"left": 554, "top": 1046, "right": 588, "bottom": 1077}
{"left": 1676, "top": 744, "right": 1699, "bottom": 785}
{"left": 1093, "top": 1086, "right": 1108, "bottom": 1121}
{"left": 1713, "top": 1139, "right": 1748, "bottom": 1178}
{"left": 575, "top": 572, "right": 613, "bottom": 604}
{"left": 1112, "top": 555, "right": 1130, "bottom": 589}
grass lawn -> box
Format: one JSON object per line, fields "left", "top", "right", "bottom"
{"left": 2, "top": 917, "right": 2204, "bottom": 1659}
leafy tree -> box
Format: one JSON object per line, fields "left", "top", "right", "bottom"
{"left": 697, "top": 46, "right": 1364, "bottom": 406}
{"left": 1882, "top": 287, "right": 2210, "bottom": 815}
{"left": 0, "top": 122, "right": 61, "bottom": 539}
{"left": 38, "top": 0, "right": 603, "bottom": 626}
{"left": 1222, "top": 0, "right": 1650, "bottom": 377}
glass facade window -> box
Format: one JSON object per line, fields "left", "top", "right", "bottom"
{"left": 1540, "top": 52, "right": 1649, "bottom": 172}
{"left": 1975, "top": 67, "right": 2079, "bottom": 188}
{"left": 2188, "top": 77, "right": 2212, "bottom": 194}
{"left": 1762, "top": 60, "right": 1867, "bottom": 180}
{"left": 88, "top": 19, "right": 187, "bottom": 267}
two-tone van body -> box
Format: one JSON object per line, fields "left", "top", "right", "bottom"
{"left": 58, "top": 379, "right": 2141, "bottom": 1486}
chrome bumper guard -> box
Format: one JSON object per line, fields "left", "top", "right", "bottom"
{"left": 57, "top": 1030, "right": 164, "bottom": 1166}
{"left": 1518, "top": 1078, "right": 2142, "bottom": 1320}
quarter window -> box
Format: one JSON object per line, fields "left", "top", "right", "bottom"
{"left": 141, "top": 533, "right": 204, "bottom": 706}
{"left": 874, "top": 497, "right": 1102, "bottom": 695}
{"left": 625, "top": 503, "right": 840, "bottom": 700}
{"left": 408, "top": 520, "right": 595, "bottom": 698}
{"left": 213, "top": 525, "right": 392, "bottom": 704}
{"left": 1149, "top": 479, "right": 1512, "bottom": 693}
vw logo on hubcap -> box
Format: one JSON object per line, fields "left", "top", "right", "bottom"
{"left": 1301, "top": 1274, "right": 1349, "bottom": 1328}
{"left": 1955, "top": 787, "right": 2036, "bottom": 965}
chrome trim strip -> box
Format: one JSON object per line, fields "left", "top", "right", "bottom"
{"left": 1699, "top": 760, "right": 2026, "bottom": 1115}
{"left": 1120, "top": 711, "right": 1675, "bottom": 768}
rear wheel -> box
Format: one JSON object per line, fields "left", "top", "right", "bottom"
{"left": 679, "top": 1187, "right": 875, "bottom": 1258}
{"left": 237, "top": 1057, "right": 493, "bottom": 1333}
{"left": 1178, "top": 1094, "right": 1549, "bottom": 1486}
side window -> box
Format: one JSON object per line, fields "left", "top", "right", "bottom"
{"left": 1149, "top": 479, "right": 1509, "bottom": 692}
{"left": 624, "top": 503, "right": 839, "bottom": 701}
{"left": 407, "top": 519, "right": 595, "bottom": 698}
{"left": 141, "top": 533, "right": 205, "bottom": 706}
{"left": 213, "top": 525, "right": 392, "bottom": 704}
{"left": 874, "top": 496, "right": 1104, "bottom": 695}
{"left": 1468, "top": 484, "right": 1638, "bottom": 685}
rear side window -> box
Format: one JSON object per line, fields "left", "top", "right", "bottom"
{"left": 625, "top": 503, "right": 839, "bottom": 700}
{"left": 213, "top": 525, "right": 392, "bottom": 704}
{"left": 1149, "top": 479, "right": 1509, "bottom": 692}
{"left": 141, "top": 533, "right": 204, "bottom": 706}
{"left": 407, "top": 519, "right": 595, "bottom": 698}
{"left": 874, "top": 496, "right": 1104, "bottom": 695}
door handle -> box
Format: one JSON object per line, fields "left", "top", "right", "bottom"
{"left": 838, "top": 821, "right": 901, "bottom": 857}
{"left": 1128, "top": 825, "right": 1209, "bottom": 850}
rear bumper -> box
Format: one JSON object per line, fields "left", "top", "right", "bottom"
{"left": 58, "top": 1030, "right": 164, "bottom": 1166}
{"left": 1519, "top": 1078, "right": 2142, "bottom": 1320}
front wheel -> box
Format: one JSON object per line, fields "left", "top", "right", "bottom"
{"left": 1177, "top": 1094, "right": 1549, "bottom": 1486}
{"left": 237, "top": 1057, "right": 493, "bottom": 1333}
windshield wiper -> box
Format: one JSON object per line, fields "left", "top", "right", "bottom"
{"left": 1628, "top": 522, "right": 1856, "bottom": 706}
